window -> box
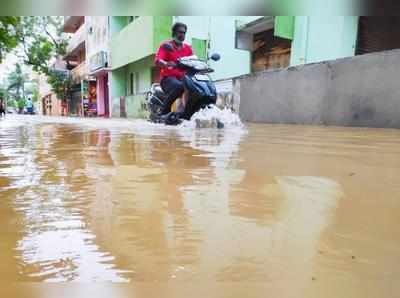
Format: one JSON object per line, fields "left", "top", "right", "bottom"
{"left": 129, "top": 72, "right": 140, "bottom": 95}
{"left": 252, "top": 29, "right": 292, "bottom": 72}
{"left": 235, "top": 17, "right": 292, "bottom": 72}
{"left": 130, "top": 73, "right": 134, "bottom": 95}
{"left": 135, "top": 72, "right": 140, "bottom": 94}
{"left": 192, "top": 38, "right": 208, "bottom": 60}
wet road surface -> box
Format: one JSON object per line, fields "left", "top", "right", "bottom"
{"left": 1, "top": 115, "right": 400, "bottom": 297}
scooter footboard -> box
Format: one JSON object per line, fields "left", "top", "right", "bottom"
{"left": 182, "top": 95, "right": 216, "bottom": 120}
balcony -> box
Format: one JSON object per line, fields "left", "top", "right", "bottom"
{"left": 64, "top": 16, "right": 85, "bottom": 33}
{"left": 110, "top": 16, "right": 172, "bottom": 70}
{"left": 66, "top": 23, "right": 86, "bottom": 55}
{"left": 71, "top": 62, "right": 88, "bottom": 83}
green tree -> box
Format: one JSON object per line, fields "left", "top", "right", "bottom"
{"left": 0, "top": 16, "right": 21, "bottom": 63}
{"left": 17, "top": 17, "right": 71, "bottom": 102}
{"left": 31, "top": 83, "right": 39, "bottom": 103}
{"left": 0, "top": 86, "right": 7, "bottom": 99}
{"left": 17, "top": 97, "right": 25, "bottom": 109}
{"left": 7, "top": 63, "right": 28, "bottom": 100}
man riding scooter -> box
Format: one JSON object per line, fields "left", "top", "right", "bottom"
{"left": 154, "top": 22, "right": 193, "bottom": 116}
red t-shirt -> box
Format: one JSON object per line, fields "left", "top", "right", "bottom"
{"left": 155, "top": 40, "right": 193, "bottom": 80}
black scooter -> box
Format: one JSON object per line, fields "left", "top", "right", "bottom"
{"left": 147, "top": 53, "right": 221, "bottom": 125}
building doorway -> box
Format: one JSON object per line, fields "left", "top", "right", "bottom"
{"left": 104, "top": 74, "right": 110, "bottom": 117}
{"left": 236, "top": 17, "right": 292, "bottom": 73}
{"left": 356, "top": 17, "right": 400, "bottom": 55}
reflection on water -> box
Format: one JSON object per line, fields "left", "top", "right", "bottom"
{"left": 1, "top": 116, "right": 400, "bottom": 297}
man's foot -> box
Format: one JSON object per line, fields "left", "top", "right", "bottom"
{"left": 160, "top": 112, "right": 182, "bottom": 125}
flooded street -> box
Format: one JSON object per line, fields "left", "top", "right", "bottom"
{"left": 1, "top": 115, "right": 400, "bottom": 297}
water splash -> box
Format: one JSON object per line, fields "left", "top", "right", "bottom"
{"left": 180, "top": 105, "right": 245, "bottom": 130}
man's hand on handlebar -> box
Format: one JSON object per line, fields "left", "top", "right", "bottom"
{"left": 166, "top": 61, "right": 177, "bottom": 68}
{"left": 156, "top": 59, "right": 177, "bottom": 69}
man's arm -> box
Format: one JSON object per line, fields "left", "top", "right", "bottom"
{"left": 155, "top": 59, "right": 176, "bottom": 68}
{"left": 155, "top": 42, "right": 176, "bottom": 68}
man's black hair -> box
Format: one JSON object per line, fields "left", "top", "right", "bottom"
{"left": 172, "top": 22, "right": 187, "bottom": 36}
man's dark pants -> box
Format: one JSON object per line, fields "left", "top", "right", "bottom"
{"left": 160, "top": 76, "right": 184, "bottom": 114}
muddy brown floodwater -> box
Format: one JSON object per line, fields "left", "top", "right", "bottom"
{"left": 1, "top": 115, "right": 400, "bottom": 298}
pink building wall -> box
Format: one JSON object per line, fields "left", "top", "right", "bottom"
{"left": 96, "top": 75, "right": 106, "bottom": 116}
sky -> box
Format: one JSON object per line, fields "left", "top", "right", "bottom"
{"left": 0, "top": 52, "right": 33, "bottom": 85}
{"left": 0, "top": 16, "right": 59, "bottom": 85}
{"left": 0, "top": 53, "right": 19, "bottom": 83}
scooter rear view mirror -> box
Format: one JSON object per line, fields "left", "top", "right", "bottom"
{"left": 210, "top": 53, "right": 221, "bottom": 61}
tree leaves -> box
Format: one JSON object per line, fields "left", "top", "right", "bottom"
{"left": 18, "top": 16, "right": 72, "bottom": 101}
{"left": 2, "top": 16, "right": 72, "bottom": 102}
{"left": 6, "top": 63, "right": 29, "bottom": 100}
{"left": 0, "top": 16, "right": 21, "bottom": 62}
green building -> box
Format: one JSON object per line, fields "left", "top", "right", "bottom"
{"left": 276, "top": 16, "right": 400, "bottom": 66}
{"left": 109, "top": 17, "right": 170, "bottom": 118}
{"left": 109, "top": 16, "right": 400, "bottom": 118}
{"left": 108, "top": 16, "right": 262, "bottom": 118}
